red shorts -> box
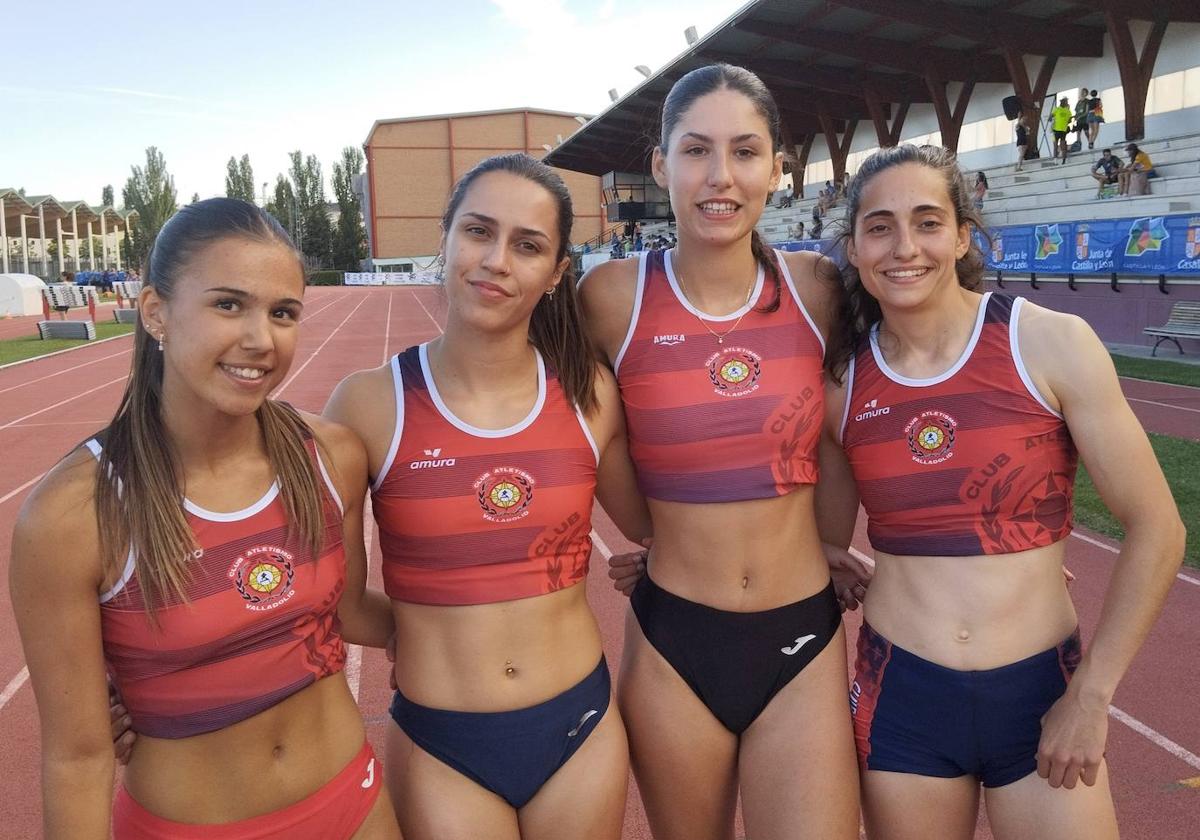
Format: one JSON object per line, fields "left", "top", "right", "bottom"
{"left": 112, "top": 741, "right": 383, "bottom": 839}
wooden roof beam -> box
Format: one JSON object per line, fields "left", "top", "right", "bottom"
{"left": 826, "top": 0, "right": 1104, "bottom": 57}
{"left": 735, "top": 20, "right": 1009, "bottom": 82}
{"left": 1062, "top": 0, "right": 1200, "bottom": 22}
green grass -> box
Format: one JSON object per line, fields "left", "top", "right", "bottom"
{"left": 1075, "top": 433, "right": 1199, "bottom": 568}
{"left": 0, "top": 322, "right": 134, "bottom": 366}
{"left": 1111, "top": 353, "right": 1200, "bottom": 388}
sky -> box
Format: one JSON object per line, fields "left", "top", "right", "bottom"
{"left": 2, "top": 0, "right": 745, "bottom": 206}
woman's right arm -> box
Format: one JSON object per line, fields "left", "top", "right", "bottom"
{"left": 10, "top": 454, "right": 115, "bottom": 839}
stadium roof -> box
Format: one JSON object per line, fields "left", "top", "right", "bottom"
{"left": 545, "top": 0, "right": 1200, "bottom": 177}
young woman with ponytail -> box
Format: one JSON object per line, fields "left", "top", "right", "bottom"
{"left": 324, "top": 153, "right": 650, "bottom": 839}
{"left": 10, "top": 198, "right": 399, "bottom": 839}
{"left": 581, "top": 64, "right": 867, "bottom": 840}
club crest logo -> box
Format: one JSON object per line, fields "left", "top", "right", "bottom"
{"left": 227, "top": 546, "right": 296, "bottom": 611}
{"left": 990, "top": 231, "right": 1004, "bottom": 264}
{"left": 905, "top": 410, "right": 957, "bottom": 464}
{"left": 706, "top": 347, "right": 762, "bottom": 397}
{"left": 1186, "top": 222, "right": 1199, "bottom": 259}
{"left": 475, "top": 467, "right": 535, "bottom": 522}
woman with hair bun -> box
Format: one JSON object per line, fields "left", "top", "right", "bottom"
{"left": 12, "top": 198, "right": 400, "bottom": 838}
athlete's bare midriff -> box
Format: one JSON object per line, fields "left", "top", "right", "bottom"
{"left": 124, "top": 672, "right": 366, "bottom": 821}
{"left": 391, "top": 582, "right": 604, "bottom": 712}
{"left": 864, "top": 540, "right": 1078, "bottom": 670}
{"left": 646, "top": 486, "right": 830, "bottom": 611}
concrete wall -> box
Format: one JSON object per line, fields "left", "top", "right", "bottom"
{"left": 365, "top": 111, "right": 604, "bottom": 264}
{"left": 984, "top": 276, "right": 1200, "bottom": 349}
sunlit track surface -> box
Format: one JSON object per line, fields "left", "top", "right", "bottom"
{"left": 0, "top": 285, "right": 1196, "bottom": 838}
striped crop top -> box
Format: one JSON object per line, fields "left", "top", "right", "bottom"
{"left": 840, "top": 292, "right": 1079, "bottom": 556}
{"left": 372, "top": 343, "right": 598, "bottom": 606}
{"left": 614, "top": 248, "right": 826, "bottom": 503}
{"left": 93, "top": 428, "right": 347, "bottom": 739}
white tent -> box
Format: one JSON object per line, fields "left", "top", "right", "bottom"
{"left": 0, "top": 273, "right": 48, "bottom": 317}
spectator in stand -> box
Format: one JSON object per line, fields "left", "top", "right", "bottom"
{"left": 1119, "top": 143, "right": 1157, "bottom": 196}
{"left": 1086, "top": 89, "right": 1105, "bottom": 149}
{"left": 633, "top": 231, "right": 644, "bottom": 252}
{"left": 1089, "top": 148, "right": 1122, "bottom": 198}
{"left": 811, "top": 205, "right": 824, "bottom": 239}
{"left": 779, "top": 189, "right": 794, "bottom": 209}
{"left": 1073, "top": 88, "right": 1090, "bottom": 152}
{"left": 1050, "top": 98, "right": 1072, "bottom": 164}
{"left": 833, "top": 178, "right": 845, "bottom": 204}
{"left": 1014, "top": 114, "right": 1030, "bottom": 172}
{"left": 972, "top": 172, "right": 989, "bottom": 211}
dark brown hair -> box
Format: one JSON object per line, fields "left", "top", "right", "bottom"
{"left": 658, "top": 63, "right": 784, "bottom": 313}
{"left": 827, "top": 144, "right": 988, "bottom": 381}
{"left": 440, "top": 153, "right": 597, "bottom": 412}
{"left": 94, "top": 198, "right": 325, "bottom": 616}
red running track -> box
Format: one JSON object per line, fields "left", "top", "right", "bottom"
{"left": 0, "top": 286, "right": 1196, "bottom": 839}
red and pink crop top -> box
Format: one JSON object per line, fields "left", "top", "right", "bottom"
{"left": 372, "top": 343, "right": 598, "bottom": 606}
{"left": 92, "top": 427, "right": 347, "bottom": 739}
{"left": 840, "top": 292, "right": 1079, "bottom": 556}
{"left": 614, "top": 248, "right": 826, "bottom": 503}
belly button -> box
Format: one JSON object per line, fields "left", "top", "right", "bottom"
{"left": 505, "top": 659, "right": 517, "bottom": 677}
{"left": 272, "top": 744, "right": 285, "bottom": 760}
{"left": 956, "top": 629, "right": 971, "bottom": 643}
{"left": 741, "top": 576, "right": 749, "bottom": 589}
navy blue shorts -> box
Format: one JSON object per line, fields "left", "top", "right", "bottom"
{"left": 389, "top": 657, "right": 610, "bottom": 808}
{"left": 850, "top": 622, "right": 1081, "bottom": 788}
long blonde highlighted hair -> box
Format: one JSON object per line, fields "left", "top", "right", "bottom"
{"left": 93, "top": 198, "right": 325, "bottom": 618}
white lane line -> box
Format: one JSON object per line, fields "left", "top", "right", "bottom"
{"left": 0, "top": 473, "right": 46, "bottom": 507}
{"left": 1108, "top": 705, "right": 1200, "bottom": 771}
{"left": 346, "top": 495, "right": 375, "bottom": 703}
{"left": 0, "top": 347, "right": 132, "bottom": 395}
{"left": 382, "top": 290, "right": 395, "bottom": 363}
{"left": 1119, "top": 376, "right": 1200, "bottom": 393}
{"left": 591, "top": 529, "right": 614, "bottom": 560}
{"left": 849, "top": 546, "right": 875, "bottom": 567}
{"left": 1127, "top": 396, "right": 1200, "bottom": 415}
{"left": 410, "top": 289, "right": 443, "bottom": 333}
{"left": 0, "top": 331, "right": 134, "bottom": 372}
{"left": 0, "top": 667, "right": 29, "bottom": 712}
{"left": 0, "top": 375, "right": 127, "bottom": 432}
{"left": 1071, "top": 531, "right": 1200, "bottom": 587}
{"left": 276, "top": 296, "right": 370, "bottom": 396}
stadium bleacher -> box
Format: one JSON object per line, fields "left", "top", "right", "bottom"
{"left": 752, "top": 132, "right": 1200, "bottom": 243}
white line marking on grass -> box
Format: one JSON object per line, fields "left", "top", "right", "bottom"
{"left": 0, "top": 347, "right": 131, "bottom": 394}
{"left": 1108, "top": 705, "right": 1200, "bottom": 771}
{"left": 276, "top": 296, "right": 369, "bottom": 396}
{"left": 1126, "top": 396, "right": 1200, "bottom": 415}
{"left": 1071, "top": 531, "right": 1200, "bottom": 586}
{"left": 0, "top": 375, "right": 127, "bottom": 431}
{"left": 411, "top": 290, "right": 443, "bottom": 333}
{"left": 0, "top": 667, "right": 29, "bottom": 712}
{"left": 0, "top": 332, "right": 134, "bottom": 372}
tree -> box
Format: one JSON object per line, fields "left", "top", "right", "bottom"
{"left": 225, "top": 154, "right": 256, "bottom": 202}
{"left": 331, "top": 146, "right": 368, "bottom": 269}
{"left": 122, "top": 146, "right": 178, "bottom": 270}
{"left": 101, "top": 185, "right": 113, "bottom": 207}
{"left": 265, "top": 175, "right": 297, "bottom": 240}
{"left": 286, "top": 150, "right": 333, "bottom": 267}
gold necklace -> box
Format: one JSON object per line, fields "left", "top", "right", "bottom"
{"left": 675, "top": 261, "right": 757, "bottom": 345}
